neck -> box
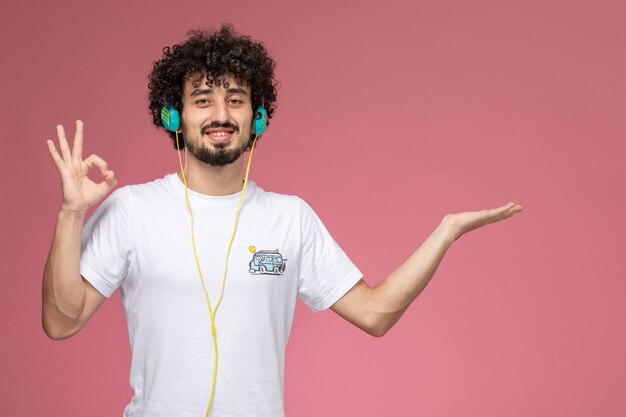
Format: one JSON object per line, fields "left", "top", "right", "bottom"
{"left": 178, "top": 152, "right": 246, "bottom": 196}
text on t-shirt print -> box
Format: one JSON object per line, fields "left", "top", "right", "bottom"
{"left": 248, "top": 246, "right": 287, "bottom": 275}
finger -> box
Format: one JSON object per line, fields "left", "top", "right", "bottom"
{"left": 83, "top": 153, "right": 109, "bottom": 177}
{"left": 46, "top": 139, "right": 65, "bottom": 171}
{"left": 102, "top": 169, "right": 117, "bottom": 188}
{"left": 495, "top": 202, "right": 523, "bottom": 220}
{"left": 503, "top": 202, "right": 523, "bottom": 215}
{"left": 72, "top": 120, "right": 84, "bottom": 162}
{"left": 56, "top": 125, "right": 73, "bottom": 162}
{"left": 95, "top": 170, "right": 117, "bottom": 195}
{"left": 482, "top": 203, "right": 516, "bottom": 223}
{"left": 495, "top": 202, "right": 517, "bottom": 214}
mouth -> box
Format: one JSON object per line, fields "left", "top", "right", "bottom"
{"left": 203, "top": 128, "right": 236, "bottom": 144}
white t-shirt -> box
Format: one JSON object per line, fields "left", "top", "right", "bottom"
{"left": 80, "top": 173, "right": 363, "bottom": 417}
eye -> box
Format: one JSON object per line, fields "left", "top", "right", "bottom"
{"left": 229, "top": 99, "right": 243, "bottom": 105}
{"left": 195, "top": 99, "right": 209, "bottom": 106}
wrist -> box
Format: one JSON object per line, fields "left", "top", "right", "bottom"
{"left": 59, "top": 207, "right": 87, "bottom": 221}
{"left": 438, "top": 218, "right": 462, "bottom": 244}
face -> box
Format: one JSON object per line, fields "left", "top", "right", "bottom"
{"left": 180, "top": 74, "right": 254, "bottom": 166}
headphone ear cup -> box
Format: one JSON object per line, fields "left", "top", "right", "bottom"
{"left": 253, "top": 106, "right": 268, "bottom": 135}
{"left": 161, "top": 105, "right": 181, "bottom": 132}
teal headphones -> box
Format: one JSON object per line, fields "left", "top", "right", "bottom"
{"left": 160, "top": 105, "right": 268, "bottom": 135}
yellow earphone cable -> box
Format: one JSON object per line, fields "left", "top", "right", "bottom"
{"left": 175, "top": 131, "right": 259, "bottom": 417}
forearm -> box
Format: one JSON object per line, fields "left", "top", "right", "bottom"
{"left": 369, "top": 221, "right": 457, "bottom": 336}
{"left": 42, "top": 209, "right": 87, "bottom": 338}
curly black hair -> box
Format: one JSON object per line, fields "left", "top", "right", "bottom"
{"left": 148, "top": 24, "right": 278, "bottom": 150}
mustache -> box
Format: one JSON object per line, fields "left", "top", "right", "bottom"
{"left": 201, "top": 121, "right": 239, "bottom": 134}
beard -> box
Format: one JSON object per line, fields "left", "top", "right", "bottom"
{"left": 183, "top": 124, "right": 250, "bottom": 167}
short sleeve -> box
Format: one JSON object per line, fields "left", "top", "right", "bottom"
{"left": 80, "top": 186, "right": 135, "bottom": 298}
{"left": 297, "top": 199, "right": 363, "bottom": 313}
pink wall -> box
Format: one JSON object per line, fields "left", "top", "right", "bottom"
{"left": 1, "top": 0, "right": 625, "bottom": 415}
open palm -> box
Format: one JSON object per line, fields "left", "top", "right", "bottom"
{"left": 442, "top": 202, "right": 523, "bottom": 240}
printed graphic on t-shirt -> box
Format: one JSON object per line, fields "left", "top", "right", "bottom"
{"left": 248, "top": 246, "right": 287, "bottom": 275}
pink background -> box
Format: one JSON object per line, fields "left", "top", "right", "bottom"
{"left": 1, "top": 0, "right": 625, "bottom": 416}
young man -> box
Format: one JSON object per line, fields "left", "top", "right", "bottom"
{"left": 43, "top": 25, "right": 522, "bottom": 417}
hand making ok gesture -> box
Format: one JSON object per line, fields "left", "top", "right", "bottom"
{"left": 46, "top": 120, "right": 117, "bottom": 214}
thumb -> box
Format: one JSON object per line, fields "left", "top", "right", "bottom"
{"left": 103, "top": 170, "right": 117, "bottom": 188}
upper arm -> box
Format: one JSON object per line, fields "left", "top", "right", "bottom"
{"left": 329, "top": 278, "right": 380, "bottom": 336}
{"left": 60, "top": 276, "right": 107, "bottom": 339}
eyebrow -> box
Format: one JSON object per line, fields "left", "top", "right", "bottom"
{"left": 189, "top": 88, "right": 249, "bottom": 97}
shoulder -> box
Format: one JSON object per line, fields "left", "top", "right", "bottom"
{"left": 90, "top": 174, "right": 175, "bottom": 221}
{"left": 252, "top": 182, "right": 306, "bottom": 213}
{"left": 110, "top": 173, "right": 181, "bottom": 212}
{"left": 124, "top": 173, "right": 174, "bottom": 198}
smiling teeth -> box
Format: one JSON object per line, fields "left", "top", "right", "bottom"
{"left": 209, "top": 131, "right": 230, "bottom": 136}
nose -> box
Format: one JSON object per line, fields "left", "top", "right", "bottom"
{"left": 213, "top": 100, "right": 229, "bottom": 123}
